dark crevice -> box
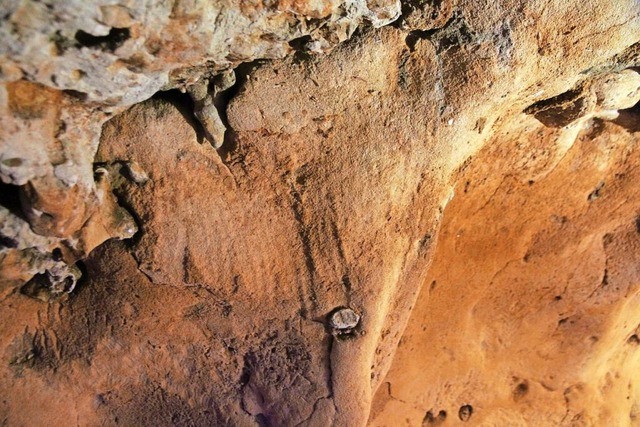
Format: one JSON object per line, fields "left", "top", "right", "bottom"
{"left": 111, "top": 195, "right": 144, "bottom": 248}
{"left": 289, "top": 35, "right": 313, "bottom": 52}
{"left": 51, "top": 248, "right": 63, "bottom": 261}
{"left": 613, "top": 101, "right": 640, "bottom": 132}
{"left": 50, "top": 31, "right": 75, "bottom": 54}
{"left": 405, "top": 14, "right": 454, "bottom": 51}
{"left": 152, "top": 90, "right": 206, "bottom": 143}
{"left": 587, "top": 181, "right": 605, "bottom": 202}
{"left": 423, "top": 409, "right": 447, "bottom": 425}
{"left": 513, "top": 381, "right": 530, "bottom": 401}
{"left": 212, "top": 80, "right": 236, "bottom": 153}
{"left": 0, "top": 235, "right": 18, "bottom": 249}
{"left": 67, "top": 259, "right": 88, "bottom": 299}
{"left": 255, "top": 413, "right": 270, "bottom": 426}
{"left": 525, "top": 89, "right": 584, "bottom": 113}
{"left": 524, "top": 88, "right": 586, "bottom": 128}
{"left": 0, "top": 181, "right": 26, "bottom": 221}
{"left": 74, "top": 28, "right": 130, "bottom": 52}
{"left": 601, "top": 268, "right": 609, "bottom": 286}
{"left": 289, "top": 36, "right": 315, "bottom": 63}
{"left": 63, "top": 89, "right": 88, "bottom": 101}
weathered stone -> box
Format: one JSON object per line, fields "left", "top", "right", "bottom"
{"left": 0, "top": 0, "right": 408, "bottom": 289}
{"left": 0, "top": 0, "right": 640, "bottom": 425}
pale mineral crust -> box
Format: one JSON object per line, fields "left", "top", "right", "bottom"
{"left": 1, "top": 0, "right": 640, "bottom": 426}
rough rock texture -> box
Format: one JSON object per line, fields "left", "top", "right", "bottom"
{"left": 0, "top": 0, "right": 403, "bottom": 293}
{"left": 2, "top": 0, "right": 401, "bottom": 105}
{"left": 370, "top": 108, "right": 640, "bottom": 426}
{"left": 1, "top": 0, "right": 640, "bottom": 425}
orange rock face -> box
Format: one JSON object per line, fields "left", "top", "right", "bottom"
{"left": 370, "top": 114, "right": 640, "bottom": 426}
{"left": 1, "top": 0, "right": 640, "bottom": 425}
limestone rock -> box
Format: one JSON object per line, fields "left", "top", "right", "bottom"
{"left": 0, "top": 0, "right": 403, "bottom": 106}
{"left": 0, "top": 0, "right": 640, "bottom": 425}
{"left": 0, "top": 0, "right": 407, "bottom": 289}
{"left": 370, "top": 111, "right": 640, "bottom": 426}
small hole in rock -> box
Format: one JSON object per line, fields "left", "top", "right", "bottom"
{"left": 63, "top": 89, "right": 88, "bottom": 101}
{"left": 0, "top": 235, "right": 18, "bottom": 249}
{"left": 288, "top": 36, "right": 313, "bottom": 63}
{"left": 458, "top": 404, "right": 473, "bottom": 421}
{"left": 52, "top": 248, "right": 63, "bottom": 261}
{"left": 423, "top": 409, "right": 447, "bottom": 425}
{"left": 513, "top": 381, "right": 529, "bottom": 401}
{"left": 0, "top": 182, "right": 25, "bottom": 220}
{"left": 75, "top": 27, "right": 130, "bottom": 52}
{"left": 288, "top": 35, "right": 312, "bottom": 51}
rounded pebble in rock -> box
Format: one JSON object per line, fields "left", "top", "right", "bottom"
{"left": 329, "top": 307, "right": 360, "bottom": 331}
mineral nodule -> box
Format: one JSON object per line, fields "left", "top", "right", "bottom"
{"left": 329, "top": 307, "right": 361, "bottom": 333}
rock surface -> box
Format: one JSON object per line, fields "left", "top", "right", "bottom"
{"left": 1, "top": 0, "right": 640, "bottom": 425}
{"left": 370, "top": 105, "right": 640, "bottom": 426}
{"left": 0, "top": 0, "right": 405, "bottom": 293}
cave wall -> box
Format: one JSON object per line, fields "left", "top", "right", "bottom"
{"left": 1, "top": 0, "right": 640, "bottom": 425}
{"left": 371, "top": 108, "right": 640, "bottom": 426}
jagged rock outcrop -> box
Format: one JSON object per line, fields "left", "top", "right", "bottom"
{"left": 1, "top": 0, "right": 640, "bottom": 425}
